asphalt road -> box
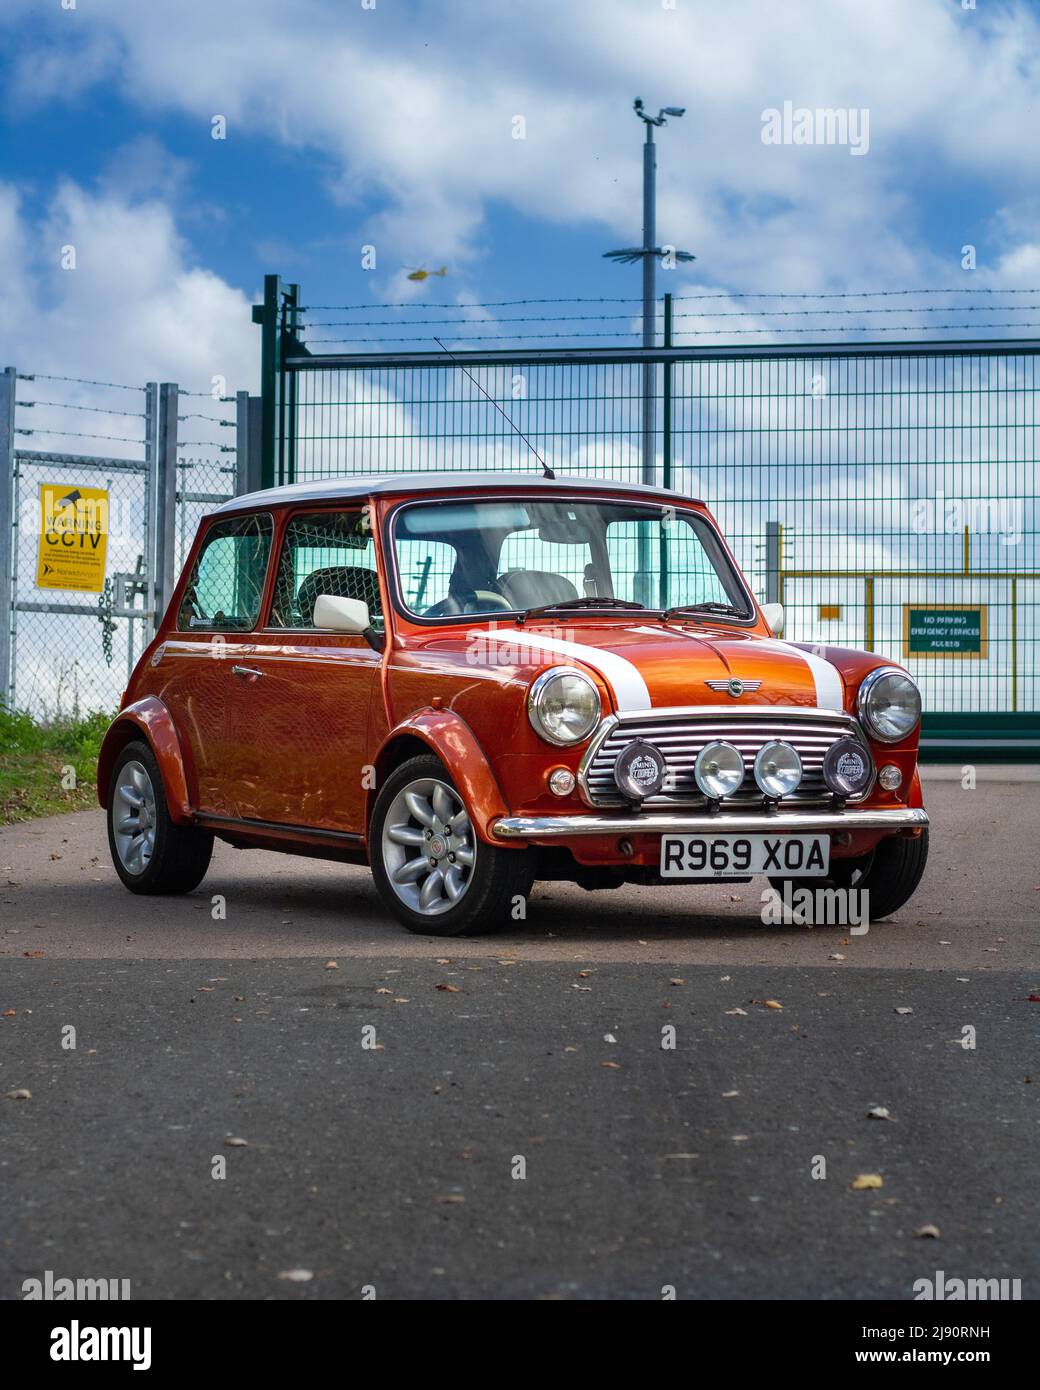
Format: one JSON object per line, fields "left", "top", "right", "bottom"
{"left": 1, "top": 768, "right": 1037, "bottom": 1299}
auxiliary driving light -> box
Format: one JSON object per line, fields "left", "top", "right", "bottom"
{"left": 614, "top": 740, "right": 667, "bottom": 801}
{"left": 753, "top": 740, "right": 803, "bottom": 799}
{"left": 693, "top": 740, "right": 745, "bottom": 800}
{"left": 822, "top": 737, "right": 873, "bottom": 798}
{"left": 878, "top": 764, "right": 903, "bottom": 792}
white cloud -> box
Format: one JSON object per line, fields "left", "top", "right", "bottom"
{"left": 0, "top": 176, "right": 257, "bottom": 454}
{"left": 3, "top": 0, "right": 1040, "bottom": 294}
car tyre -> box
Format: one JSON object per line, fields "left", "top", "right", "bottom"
{"left": 370, "top": 754, "right": 533, "bottom": 935}
{"left": 769, "top": 829, "right": 928, "bottom": 922}
{"left": 107, "top": 739, "right": 213, "bottom": 894}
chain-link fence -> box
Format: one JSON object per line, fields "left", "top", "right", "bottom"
{"left": 1, "top": 368, "right": 251, "bottom": 720}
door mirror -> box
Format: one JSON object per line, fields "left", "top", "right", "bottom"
{"left": 314, "top": 594, "right": 370, "bottom": 632}
{"left": 761, "top": 602, "right": 784, "bottom": 635}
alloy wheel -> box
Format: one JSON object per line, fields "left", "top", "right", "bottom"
{"left": 112, "top": 760, "right": 157, "bottom": 875}
{"left": 381, "top": 777, "right": 476, "bottom": 916}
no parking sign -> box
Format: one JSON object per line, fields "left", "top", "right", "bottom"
{"left": 35, "top": 482, "right": 109, "bottom": 593}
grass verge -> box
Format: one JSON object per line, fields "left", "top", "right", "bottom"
{"left": 0, "top": 706, "right": 111, "bottom": 824}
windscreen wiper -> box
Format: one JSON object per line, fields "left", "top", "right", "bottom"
{"left": 662, "top": 601, "right": 744, "bottom": 623}
{"left": 515, "top": 596, "right": 647, "bottom": 625}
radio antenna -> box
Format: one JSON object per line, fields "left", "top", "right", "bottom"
{"left": 433, "top": 337, "right": 555, "bottom": 479}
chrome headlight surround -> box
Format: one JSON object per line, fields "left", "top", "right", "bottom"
{"left": 527, "top": 666, "right": 602, "bottom": 747}
{"left": 857, "top": 666, "right": 922, "bottom": 744}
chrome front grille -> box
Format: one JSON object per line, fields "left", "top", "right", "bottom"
{"left": 579, "top": 708, "right": 870, "bottom": 808}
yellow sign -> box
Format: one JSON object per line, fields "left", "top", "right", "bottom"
{"left": 35, "top": 483, "right": 110, "bottom": 593}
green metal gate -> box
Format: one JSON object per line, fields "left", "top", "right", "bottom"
{"left": 256, "top": 277, "right": 1039, "bottom": 760}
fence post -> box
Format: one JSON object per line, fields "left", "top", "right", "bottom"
{"left": 144, "top": 383, "right": 159, "bottom": 635}
{"left": 236, "top": 391, "right": 263, "bottom": 496}
{"left": 256, "top": 274, "right": 282, "bottom": 490}
{"left": 155, "top": 383, "right": 178, "bottom": 624}
{"left": 0, "top": 367, "right": 16, "bottom": 708}
{"left": 765, "top": 520, "right": 782, "bottom": 606}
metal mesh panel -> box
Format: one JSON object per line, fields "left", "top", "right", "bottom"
{"left": 175, "top": 456, "right": 239, "bottom": 570}
{"left": 284, "top": 345, "right": 1039, "bottom": 718}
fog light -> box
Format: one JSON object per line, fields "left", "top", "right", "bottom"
{"left": 822, "top": 737, "right": 873, "bottom": 797}
{"left": 548, "top": 767, "right": 576, "bottom": 797}
{"left": 694, "top": 740, "right": 745, "bottom": 800}
{"left": 879, "top": 763, "right": 902, "bottom": 791}
{"left": 614, "top": 740, "right": 666, "bottom": 800}
{"left": 753, "top": 740, "right": 802, "bottom": 798}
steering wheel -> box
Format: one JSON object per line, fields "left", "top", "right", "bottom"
{"left": 424, "top": 589, "right": 513, "bottom": 618}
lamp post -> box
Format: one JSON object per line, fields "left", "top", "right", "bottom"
{"left": 605, "top": 99, "right": 694, "bottom": 602}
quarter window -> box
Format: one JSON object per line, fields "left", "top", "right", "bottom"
{"left": 271, "top": 510, "right": 383, "bottom": 630}
{"left": 177, "top": 513, "right": 273, "bottom": 631}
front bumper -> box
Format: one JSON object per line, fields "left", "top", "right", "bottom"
{"left": 491, "top": 806, "right": 929, "bottom": 841}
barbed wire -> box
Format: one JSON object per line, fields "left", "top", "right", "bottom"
{"left": 302, "top": 320, "right": 1040, "bottom": 345}
{"left": 15, "top": 426, "right": 146, "bottom": 444}
{"left": 17, "top": 372, "right": 144, "bottom": 392}
{"left": 177, "top": 439, "right": 236, "bottom": 452}
{"left": 18, "top": 398, "right": 146, "bottom": 418}
{"left": 299, "top": 287, "right": 1040, "bottom": 314}
{"left": 302, "top": 301, "right": 1040, "bottom": 329}
{"left": 177, "top": 413, "right": 235, "bottom": 425}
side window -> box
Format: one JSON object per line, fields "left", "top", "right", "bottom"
{"left": 177, "top": 513, "right": 273, "bottom": 631}
{"left": 271, "top": 510, "right": 383, "bottom": 630}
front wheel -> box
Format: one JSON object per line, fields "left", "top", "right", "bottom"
{"left": 107, "top": 739, "right": 213, "bottom": 894}
{"left": 369, "top": 755, "right": 532, "bottom": 935}
{"left": 769, "top": 830, "right": 929, "bottom": 921}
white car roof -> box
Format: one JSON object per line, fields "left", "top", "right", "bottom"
{"left": 211, "top": 472, "right": 702, "bottom": 515}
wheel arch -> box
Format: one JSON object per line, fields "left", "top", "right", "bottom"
{"left": 367, "top": 709, "right": 513, "bottom": 846}
{"left": 97, "top": 696, "right": 193, "bottom": 824}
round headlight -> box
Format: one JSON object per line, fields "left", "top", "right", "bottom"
{"left": 694, "top": 741, "right": 745, "bottom": 800}
{"left": 753, "top": 740, "right": 803, "bottom": 798}
{"left": 527, "top": 667, "right": 601, "bottom": 746}
{"left": 857, "top": 667, "right": 922, "bottom": 743}
{"left": 614, "top": 740, "right": 666, "bottom": 800}
{"left": 822, "top": 737, "right": 873, "bottom": 797}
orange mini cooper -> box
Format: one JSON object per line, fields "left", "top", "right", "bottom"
{"left": 99, "top": 473, "right": 929, "bottom": 935}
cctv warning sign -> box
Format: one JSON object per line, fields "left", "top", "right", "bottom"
{"left": 35, "top": 483, "right": 109, "bottom": 593}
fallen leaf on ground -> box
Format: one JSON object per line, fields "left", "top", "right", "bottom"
{"left": 435, "top": 983, "right": 461, "bottom": 993}
{"left": 2, "top": 1008, "right": 16, "bottom": 1017}
{"left": 375, "top": 987, "right": 392, "bottom": 995}
{"left": 324, "top": 960, "right": 338, "bottom": 970}
{"left": 722, "top": 1090, "right": 739, "bottom": 1098}
{"left": 915, "top": 1224, "right": 941, "bottom": 1239}
{"left": 4, "top": 1088, "right": 31, "bottom": 1100}
{"left": 850, "top": 1173, "right": 884, "bottom": 1190}
{"left": 725, "top": 1007, "right": 748, "bottom": 1016}
{"left": 829, "top": 953, "right": 846, "bottom": 961}
{"left": 601, "top": 1060, "right": 621, "bottom": 1069}
{"left": 867, "top": 1106, "right": 895, "bottom": 1121}
{"left": 436, "top": 1194, "right": 465, "bottom": 1204}
{"left": 224, "top": 1136, "right": 248, "bottom": 1148}
{"left": 670, "top": 978, "right": 685, "bottom": 986}
{"left": 278, "top": 1269, "right": 314, "bottom": 1282}
{"left": 894, "top": 1006, "right": 914, "bottom": 1015}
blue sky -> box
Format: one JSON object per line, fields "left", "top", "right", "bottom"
{"left": 2, "top": 0, "right": 1040, "bottom": 399}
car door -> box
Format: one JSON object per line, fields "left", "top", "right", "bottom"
{"left": 155, "top": 511, "right": 274, "bottom": 816}
{"left": 223, "top": 506, "right": 384, "bottom": 834}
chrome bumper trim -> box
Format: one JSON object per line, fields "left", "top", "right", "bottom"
{"left": 492, "top": 806, "right": 929, "bottom": 840}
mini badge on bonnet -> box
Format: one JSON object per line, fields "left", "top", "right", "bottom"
{"left": 150, "top": 643, "right": 167, "bottom": 668}
{"left": 705, "top": 677, "right": 762, "bottom": 698}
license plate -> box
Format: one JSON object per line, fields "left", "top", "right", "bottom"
{"left": 659, "top": 833, "right": 830, "bottom": 879}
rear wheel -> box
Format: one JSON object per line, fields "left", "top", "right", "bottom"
{"left": 107, "top": 739, "right": 213, "bottom": 894}
{"left": 370, "top": 755, "right": 532, "bottom": 935}
{"left": 769, "top": 830, "right": 928, "bottom": 922}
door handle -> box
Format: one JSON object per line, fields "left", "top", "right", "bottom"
{"left": 231, "top": 665, "right": 264, "bottom": 679}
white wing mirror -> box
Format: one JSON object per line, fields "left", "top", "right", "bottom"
{"left": 314, "top": 594, "right": 370, "bottom": 633}
{"left": 313, "top": 593, "right": 385, "bottom": 651}
{"left": 761, "top": 602, "right": 785, "bottom": 635}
